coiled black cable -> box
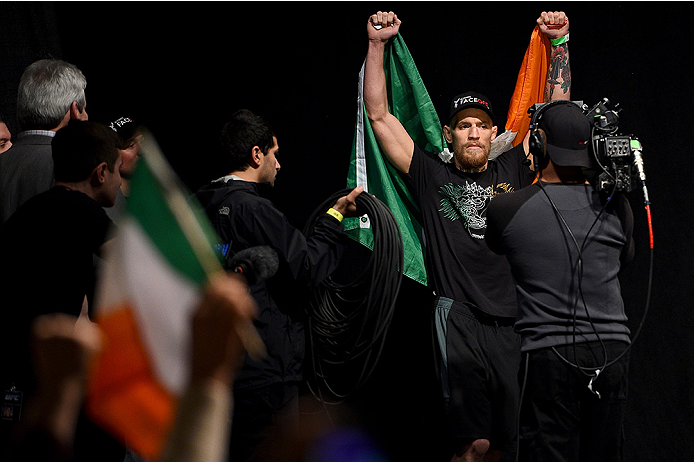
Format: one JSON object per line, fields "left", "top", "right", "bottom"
{"left": 303, "top": 189, "right": 404, "bottom": 403}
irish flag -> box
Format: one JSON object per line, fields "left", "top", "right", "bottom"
{"left": 503, "top": 25, "right": 552, "bottom": 151}
{"left": 345, "top": 33, "right": 442, "bottom": 287}
{"left": 86, "top": 132, "right": 230, "bottom": 461}
{"left": 345, "top": 27, "right": 550, "bottom": 286}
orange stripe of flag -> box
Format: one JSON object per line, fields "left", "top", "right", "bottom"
{"left": 507, "top": 25, "right": 551, "bottom": 146}
{"left": 87, "top": 304, "right": 176, "bottom": 461}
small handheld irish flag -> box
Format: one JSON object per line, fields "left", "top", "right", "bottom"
{"left": 86, "top": 131, "right": 262, "bottom": 461}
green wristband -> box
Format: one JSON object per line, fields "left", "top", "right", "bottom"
{"left": 550, "top": 33, "right": 569, "bottom": 46}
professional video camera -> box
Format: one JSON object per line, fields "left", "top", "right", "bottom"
{"left": 584, "top": 98, "right": 646, "bottom": 199}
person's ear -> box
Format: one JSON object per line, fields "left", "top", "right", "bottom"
{"left": 93, "top": 162, "right": 108, "bottom": 185}
{"left": 443, "top": 125, "right": 453, "bottom": 144}
{"left": 250, "top": 146, "right": 263, "bottom": 168}
{"left": 69, "top": 101, "right": 83, "bottom": 120}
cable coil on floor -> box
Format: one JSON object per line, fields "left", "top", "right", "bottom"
{"left": 303, "top": 189, "right": 404, "bottom": 402}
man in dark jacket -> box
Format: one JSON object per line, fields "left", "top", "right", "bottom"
{"left": 194, "top": 109, "right": 362, "bottom": 462}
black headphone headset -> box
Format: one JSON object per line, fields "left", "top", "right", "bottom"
{"left": 528, "top": 100, "right": 578, "bottom": 170}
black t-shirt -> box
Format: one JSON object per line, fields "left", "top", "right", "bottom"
{"left": 0, "top": 186, "right": 113, "bottom": 390}
{"left": 2, "top": 186, "right": 113, "bottom": 314}
{"left": 403, "top": 144, "right": 534, "bottom": 317}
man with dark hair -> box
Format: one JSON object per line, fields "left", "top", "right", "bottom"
{"left": 51, "top": 120, "right": 121, "bottom": 191}
{"left": 0, "top": 59, "right": 88, "bottom": 224}
{"left": 194, "top": 108, "right": 363, "bottom": 462}
{"left": 218, "top": 110, "right": 277, "bottom": 176}
{"left": 104, "top": 115, "right": 144, "bottom": 225}
{"left": 108, "top": 116, "right": 143, "bottom": 195}
{"left": 0, "top": 120, "right": 121, "bottom": 450}
{"left": 485, "top": 101, "right": 634, "bottom": 462}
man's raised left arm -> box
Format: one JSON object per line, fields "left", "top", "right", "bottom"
{"left": 538, "top": 11, "right": 571, "bottom": 102}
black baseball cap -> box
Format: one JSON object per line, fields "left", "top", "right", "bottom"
{"left": 448, "top": 91, "right": 495, "bottom": 124}
{"left": 109, "top": 116, "right": 140, "bottom": 147}
{"left": 538, "top": 103, "right": 591, "bottom": 168}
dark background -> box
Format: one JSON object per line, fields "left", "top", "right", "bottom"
{"left": 2, "top": 2, "right": 692, "bottom": 460}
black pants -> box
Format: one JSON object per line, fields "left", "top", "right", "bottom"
{"left": 434, "top": 297, "right": 520, "bottom": 453}
{"left": 519, "top": 341, "right": 630, "bottom": 462}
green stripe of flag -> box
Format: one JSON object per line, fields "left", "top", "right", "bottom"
{"left": 345, "top": 34, "right": 447, "bottom": 286}
{"left": 127, "top": 134, "right": 223, "bottom": 287}
{"left": 386, "top": 35, "right": 447, "bottom": 155}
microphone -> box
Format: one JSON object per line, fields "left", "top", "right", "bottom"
{"left": 632, "top": 149, "right": 646, "bottom": 183}
{"left": 228, "top": 246, "right": 279, "bottom": 285}
{"left": 632, "top": 143, "right": 650, "bottom": 206}
{"left": 632, "top": 146, "right": 654, "bottom": 249}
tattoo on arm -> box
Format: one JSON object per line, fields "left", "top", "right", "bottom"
{"left": 545, "top": 43, "right": 571, "bottom": 101}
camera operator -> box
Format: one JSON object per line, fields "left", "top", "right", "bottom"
{"left": 485, "top": 101, "right": 635, "bottom": 462}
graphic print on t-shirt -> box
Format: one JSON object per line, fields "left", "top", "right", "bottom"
{"left": 438, "top": 181, "right": 515, "bottom": 240}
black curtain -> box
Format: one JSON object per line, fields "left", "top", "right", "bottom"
{"left": 3, "top": 2, "right": 692, "bottom": 460}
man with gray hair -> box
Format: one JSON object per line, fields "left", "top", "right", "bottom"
{"left": 0, "top": 58, "right": 88, "bottom": 224}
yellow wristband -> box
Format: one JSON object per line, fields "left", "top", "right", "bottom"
{"left": 326, "top": 208, "right": 344, "bottom": 222}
